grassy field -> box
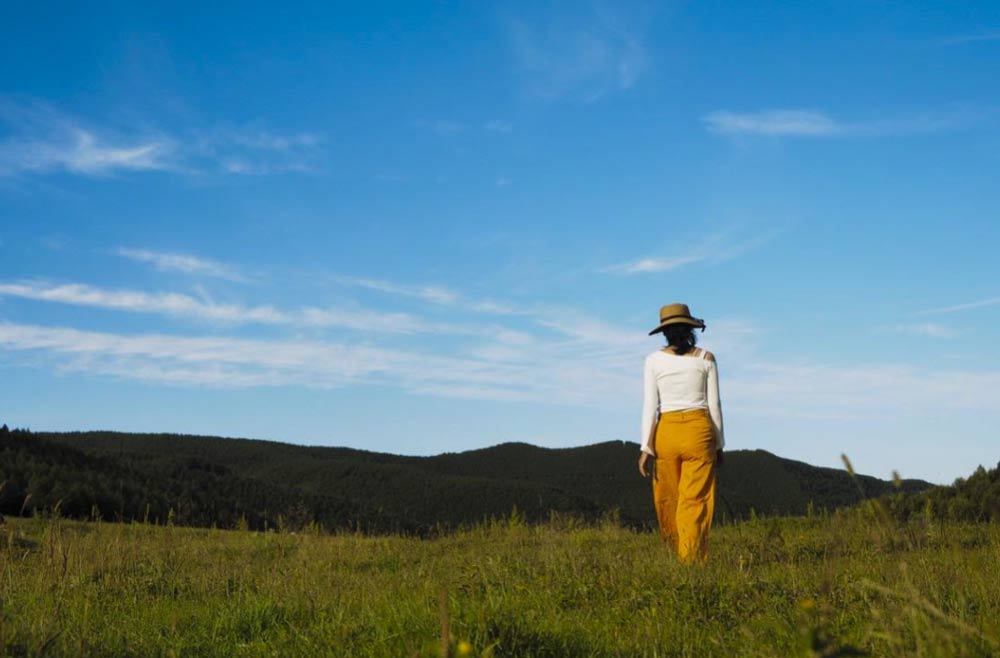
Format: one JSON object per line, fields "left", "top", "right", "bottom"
{"left": 1, "top": 509, "right": 998, "bottom": 658}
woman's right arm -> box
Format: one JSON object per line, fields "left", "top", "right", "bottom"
{"left": 706, "top": 358, "right": 725, "bottom": 451}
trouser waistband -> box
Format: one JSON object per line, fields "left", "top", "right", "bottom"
{"left": 659, "top": 408, "right": 708, "bottom": 421}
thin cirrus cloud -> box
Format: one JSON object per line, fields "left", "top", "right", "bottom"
{"left": 505, "top": 6, "right": 648, "bottom": 101}
{"left": 330, "top": 275, "right": 462, "bottom": 305}
{"left": 0, "top": 280, "right": 475, "bottom": 335}
{"left": 2, "top": 271, "right": 998, "bottom": 419}
{"left": 603, "top": 232, "right": 773, "bottom": 275}
{"left": 878, "top": 323, "right": 959, "bottom": 339}
{"left": 0, "top": 276, "right": 644, "bottom": 404}
{"left": 0, "top": 97, "right": 321, "bottom": 177}
{"left": 604, "top": 253, "right": 705, "bottom": 275}
{"left": 485, "top": 120, "right": 514, "bottom": 133}
{"left": 0, "top": 119, "right": 175, "bottom": 176}
{"left": 938, "top": 30, "right": 1000, "bottom": 46}
{"left": 0, "top": 321, "right": 392, "bottom": 390}
{"left": 330, "top": 275, "right": 520, "bottom": 315}
{"left": 191, "top": 127, "right": 321, "bottom": 175}
{"left": 117, "top": 247, "right": 248, "bottom": 282}
{"left": 3, "top": 315, "right": 1000, "bottom": 423}
{"left": 0, "top": 299, "right": 752, "bottom": 405}
{"left": 430, "top": 120, "right": 464, "bottom": 135}
{"left": 724, "top": 360, "right": 1000, "bottom": 423}
{"left": 0, "top": 320, "right": 640, "bottom": 405}
{"left": 428, "top": 119, "right": 513, "bottom": 134}
{"left": 329, "top": 273, "right": 752, "bottom": 364}
{"left": 917, "top": 296, "right": 1000, "bottom": 315}
{"left": 702, "top": 109, "right": 958, "bottom": 138}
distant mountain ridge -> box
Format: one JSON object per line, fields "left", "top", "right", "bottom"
{"left": 0, "top": 426, "right": 933, "bottom": 533}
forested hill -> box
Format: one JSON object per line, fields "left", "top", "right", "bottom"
{"left": 1, "top": 425, "right": 934, "bottom": 533}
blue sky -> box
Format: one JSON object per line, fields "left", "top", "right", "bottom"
{"left": 1, "top": 1, "right": 999, "bottom": 483}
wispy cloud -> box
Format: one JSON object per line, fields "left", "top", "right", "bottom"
{"left": 604, "top": 254, "right": 704, "bottom": 274}
{"left": 373, "top": 172, "right": 407, "bottom": 182}
{"left": 0, "top": 281, "right": 285, "bottom": 324}
{"left": 0, "top": 320, "right": 636, "bottom": 404}
{"left": 917, "top": 296, "right": 1000, "bottom": 315}
{"left": 702, "top": 109, "right": 958, "bottom": 138}
{"left": 330, "top": 275, "right": 520, "bottom": 315}
{"left": 0, "top": 100, "right": 175, "bottom": 176}
{"left": 0, "top": 276, "right": 646, "bottom": 404}
{"left": 505, "top": 5, "right": 648, "bottom": 101}
{"left": 725, "top": 361, "right": 1000, "bottom": 419}
{"left": 938, "top": 31, "right": 1000, "bottom": 46}
{"left": 117, "top": 248, "right": 247, "bottom": 282}
{"left": 181, "top": 126, "right": 322, "bottom": 175}
{"left": 0, "top": 321, "right": 390, "bottom": 389}
{"left": 431, "top": 120, "right": 464, "bottom": 135}
{"left": 603, "top": 230, "right": 773, "bottom": 274}
{"left": 219, "top": 131, "right": 320, "bottom": 151}
{"left": 0, "top": 300, "right": 745, "bottom": 405}
{"left": 877, "top": 323, "right": 959, "bottom": 339}
{"left": 3, "top": 270, "right": 998, "bottom": 421}
{"left": 485, "top": 119, "right": 514, "bottom": 133}
{"left": 5, "top": 313, "right": 998, "bottom": 423}
{"left": 331, "top": 276, "right": 461, "bottom": 305}
{"left": 336, "top": 273, "right": 724, "bottom": 356}
{"left": 703, "top": 110, "right": 844, "bottom": 137}
{"left": 0, "top": 280, "right": 471, "bottom": 334}
{"left": 0, "top": 98, "right": 322, "bottom": 177}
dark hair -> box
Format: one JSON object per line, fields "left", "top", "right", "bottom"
{"left": 662, "top": 323, "right": 698, "bottom": 355}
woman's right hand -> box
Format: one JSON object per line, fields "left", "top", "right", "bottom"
{"left": 638, "top": 452, "right": 651, "bottom": 478}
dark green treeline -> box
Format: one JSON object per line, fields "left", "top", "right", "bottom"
{"left": 4, "top": 423, "right": 984, "bottom": 534}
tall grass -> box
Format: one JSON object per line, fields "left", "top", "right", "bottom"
{"left": 1, "top": 509, "right": 997, "bottom": 657}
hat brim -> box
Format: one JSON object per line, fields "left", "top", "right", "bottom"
{"left": 648, "top": 317, "right": 706, "bottom": 335}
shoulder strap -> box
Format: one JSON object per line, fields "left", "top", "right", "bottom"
{"left": 700, "top": 348, "right": 709, "bottom": 360}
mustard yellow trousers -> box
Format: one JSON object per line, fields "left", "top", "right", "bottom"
{"left": 652, "top": 408, "right": 717, "bottom": 564}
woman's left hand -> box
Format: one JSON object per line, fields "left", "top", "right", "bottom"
{"left": 638, "top": 452, "right": 651, "bottom": 478}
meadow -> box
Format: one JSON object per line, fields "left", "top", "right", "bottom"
{"left": 1, "top": 507, "right": 998, "bottom": 658}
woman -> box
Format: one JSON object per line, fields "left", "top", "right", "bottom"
{"left": 637, "top": 303, "right": 725, "bottom": 564}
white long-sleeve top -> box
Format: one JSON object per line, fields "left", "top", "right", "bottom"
{"left": 640, "top": 348, "right": 725, "bottom": 456}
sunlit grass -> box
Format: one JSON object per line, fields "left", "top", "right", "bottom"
{"left": 1, "top": 510, "right": 998, "bottom": 657}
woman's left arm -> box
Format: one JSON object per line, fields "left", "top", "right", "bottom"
{"left": 638, "top": 355, "right": 658, "bottom": 477}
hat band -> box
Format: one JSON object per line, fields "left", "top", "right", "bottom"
{"left": 658, "top": 314, "right": 703, "bottom": 324}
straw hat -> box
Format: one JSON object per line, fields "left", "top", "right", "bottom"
{"left": 647, "top": 303, "right": 706, "bottom": 335}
